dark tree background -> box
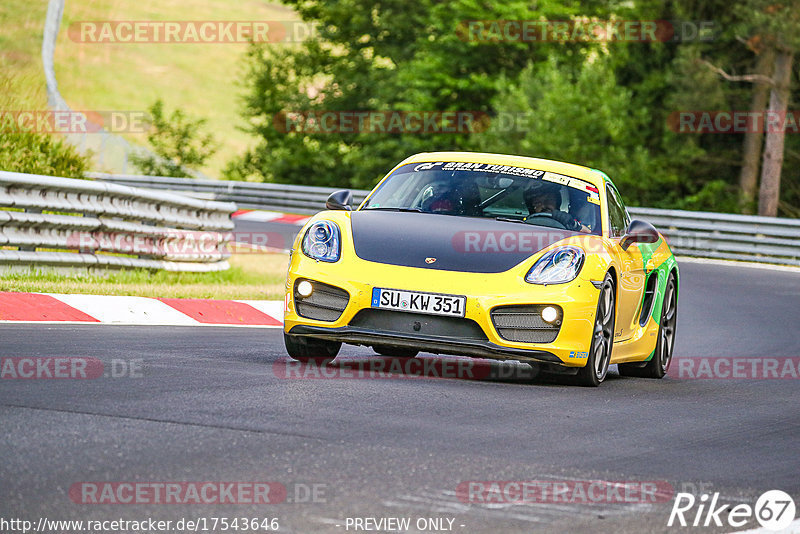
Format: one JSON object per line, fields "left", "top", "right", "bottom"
{"left": 225, "top": 0, "right": 800, "bottom": 216}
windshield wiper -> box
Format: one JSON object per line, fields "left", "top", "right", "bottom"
{"left": 495, "top": 216, "right": 527, "bottom": 224}
{"left": 363, "top": 207, "right": 423, "bottom": 213}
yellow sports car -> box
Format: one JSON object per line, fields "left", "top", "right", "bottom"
{"left": 283, "top": 152, "right": 678, "bottom": 386}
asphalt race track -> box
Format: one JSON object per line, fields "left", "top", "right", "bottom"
{"left": 1, "top": 260, "right": 799, "bottom": 533}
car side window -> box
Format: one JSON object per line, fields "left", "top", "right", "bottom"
{"left": 606, "top": 184, "right": 628, "bottom": 238}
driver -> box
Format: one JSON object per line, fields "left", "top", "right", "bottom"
{"left": 524, "top": 184, "right": 590, "bottom": 233}
{"left": 421, "top": 180, "right": 481, "bottom": 215}
{"left": 422, "top": 182, "right": 457, "bottom": 213}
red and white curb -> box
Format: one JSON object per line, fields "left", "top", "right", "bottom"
{"left": 0, "top": 292, "right": 284, "bottom": 327}
{"left": 231, "top": 209, "right": 310, "bottom": 225}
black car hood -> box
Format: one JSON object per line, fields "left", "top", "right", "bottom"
{"left": 350, "top": 211, "right": 575, "bottom": 273}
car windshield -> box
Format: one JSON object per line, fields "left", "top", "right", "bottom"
{"left": 361, "top": 161, "right": 602, "bottom": 235}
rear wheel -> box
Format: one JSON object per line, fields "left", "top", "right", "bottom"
{"left": 284, "top": 332, "right": 341, "bottom": 363}
{"left": 575, "top": 273, "right": 615, "bottom": 387}
{"left": 373, "top": 345, "right": 419, "bottom": 358}
{"left": 619, "top": 273, "right": 677, "bottom": 379}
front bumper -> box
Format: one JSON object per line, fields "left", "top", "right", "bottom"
{"left": 288, "top": 324, "right": 564, "bottom": 365}
{"left": 284, "top": 247, "right": 600, "bottom": 367}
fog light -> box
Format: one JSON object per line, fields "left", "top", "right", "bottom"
{"left": 541, "top": 306, "right": 558, "bottom": 323}
{"left": 297, "top": 280, "right": 313, "bottom": 297}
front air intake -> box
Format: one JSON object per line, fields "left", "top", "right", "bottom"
{"left": 294, "top": 280, "right": 349, "bottom": 322}
{"left": 490, "top": 305, "right": 562, "bottom": 343}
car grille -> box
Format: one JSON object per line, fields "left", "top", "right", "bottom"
{"left": 294, "top": 280, "right": 349, "bottom": 322}
{"left": 491, "top": 305, "right": 561, "bottom": 343}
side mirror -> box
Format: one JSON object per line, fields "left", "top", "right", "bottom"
{"left": 326, "top": 189, "right": 353, "bottom": 211}
{"left": 620, "top": 219, "right": 660, "bottom": 250}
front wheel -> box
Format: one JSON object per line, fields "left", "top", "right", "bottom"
{"left": 575, "top": 273, "right": 615, "bottom": 387}
{"left": 284, "top": 332, "right": 341, "bottom": 363}
{"left": 619, "top": 273, "right": 677, "bottom": 379}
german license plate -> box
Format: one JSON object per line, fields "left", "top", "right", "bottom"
{"left": 371, "top": 288, "right": 466, "bottom": 317}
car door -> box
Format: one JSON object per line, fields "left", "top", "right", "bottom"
{"left": 606, "top": 182, "right": 646, "bottom": 342}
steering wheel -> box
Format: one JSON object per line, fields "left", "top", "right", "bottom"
{"left": 525, "top": 212, "right": 568, "bottom": 230}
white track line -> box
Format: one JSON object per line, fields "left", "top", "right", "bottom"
{"left": 47, "top": 294, "right": 199, "bottom": 325}
{"left": 236, "top": 299, "right": 285, "bottom": 321}
{"left": 676, "top": 256, "right": 800, "bottom": 273}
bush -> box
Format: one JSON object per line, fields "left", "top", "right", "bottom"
{"left": 131, "top": 100, "right": 218, "bottom": 177}
{"left": 0, "top": 72, "right": 90, "bottom": 178}
{"left": 0, "top": 132, "right": 89, "bottom": 178}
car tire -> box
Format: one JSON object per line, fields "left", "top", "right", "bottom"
{"left": 373, "top": 345, "right": 419, "bottom": 358}
{"left": 619, "top": 273, "right": 677, "bottom": 379}
{"left": 284, "top": 332, "right": 341, "bottom": 363}
{"left": 575, "top": 273, "right": 615, "bottom": 387}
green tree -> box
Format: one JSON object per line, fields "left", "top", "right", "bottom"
{"left": 473, "top": 54, "right": 686, "bottom": 208}
{"left": 614, "top": 0, "right": 765, "bottom": 212}
{"left": 132, "top": 100, "right": 218, "bottom": 178}
{"left": 669, "top": 0, "right": 800, "bottom": 216}
{"left": 228, "top": 0, "right": 798, "bottom": 215}
{"left": 227, "top": 0, "right": 604, "bottom": 188}
{"left": 735, "top": 0, "right": 800, "bottom": 216}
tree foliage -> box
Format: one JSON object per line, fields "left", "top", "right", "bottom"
{"left": 229, "top": 0, "right": 799, "bottom": 215}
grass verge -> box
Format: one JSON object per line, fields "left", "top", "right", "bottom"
{"left": 54, "top": 0, "right": 293, "bottom": 176}
{"left": 0, "top": 252, "right": 288, "bottom": 300}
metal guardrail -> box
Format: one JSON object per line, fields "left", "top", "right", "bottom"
{"left": 86, "top": 173, "right": 370, "bottom": 214}
{"left": 0, "top": 171, "right": 237, "bottom": 272}
{"left": 628, "top": 207, "right": 800, "bottom": 266}
{"left": 89, "top": 173, "right": 800, "bottom": 267}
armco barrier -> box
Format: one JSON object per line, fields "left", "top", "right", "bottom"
{"left": 627, "top": 208, "right": 800, "bottom": 266}
{"left": 0, "top": 171, "right": 236, "bottom": 272}
{"left": 86, "top": 173, "right": 370, "bottom": 214}
{"left": 89, "top": 173, "right": 800, "bottom": 267}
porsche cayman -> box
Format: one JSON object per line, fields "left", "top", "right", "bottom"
{"left": 283, "top": 152, "right": 678, "bottom": 386}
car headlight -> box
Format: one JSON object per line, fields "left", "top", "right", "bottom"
{"left": 302, "top": 221, "right": 341, "bottom": 262}
{"left": 525, "top": 246, "right": 585, "bottom": 284}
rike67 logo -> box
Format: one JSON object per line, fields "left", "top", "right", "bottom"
{"left": 668, "top": 490, "right": 796, "bottom": 531}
